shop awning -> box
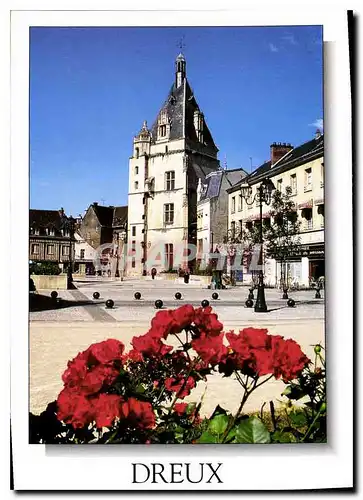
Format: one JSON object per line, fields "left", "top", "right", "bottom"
{"left": 314, "top": 198, "right": 324, "bottom": 205}
{"left": 298, "top": 200, "right": 313, "bottom": 209}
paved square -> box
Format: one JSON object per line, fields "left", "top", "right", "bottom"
{"left": 30, "top": 277, "right": 325, "bottom": 417}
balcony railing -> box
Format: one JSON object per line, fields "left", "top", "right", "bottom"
{"left": 302, "top": 220, "right": 313, "bottom": 231}
{"left": 304, "top": 184, "right": 313, "bottom": 192}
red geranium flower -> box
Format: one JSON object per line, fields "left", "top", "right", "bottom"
{"left": 171, "top": 305, "right": 195, "bottom": 332}
{"left": 120, "top": 398, "right": 156, "bottom": 429}
{"left": 165, "top": 376, "right": 195, "bottom": 399}
{"left": 270, "top": 337, "right": 310, "bottom": 382}
{"left": 61, "top": 350, "right": 89, "bottom": 387}
{"left": 123, "top": 349, "right": 144, "bottom": 363}
{"left": 132, "top": 330, "right": 173, "bottom": 357}
{"left": 92, "top": 394, "right": 123, "bottom": 428}
{"left": 88, "top": 339, "right": 125, "bottom": 364}
{"left": 79, "top": 364, "right": 119, "bottom": 395}
{"left": 194, "top": 306, "right": 223, "bottom": 336}
{"left": 150, "top": 310, "right": 178, "bottom": 339}
{"left": 192, "top": 332, "right": 228, "bottom": 366}
{"left": 174, "top": 402, "right": 188, "bottom": 415}
{"left": 56, "top": 387, "right": 95, "bottom": 429}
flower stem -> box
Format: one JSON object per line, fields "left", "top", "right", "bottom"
{"left": 301, "top": 404, "right": 324, "bottom": 442}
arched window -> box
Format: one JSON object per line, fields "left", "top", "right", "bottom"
{"left": 135, "top": 147, "right": 139, "bottom": 159}
{"left": 135, "top": 166, "right": 139, "bottom": 175}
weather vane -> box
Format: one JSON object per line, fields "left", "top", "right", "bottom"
{"left": 176, "top": 36, "right": 186, "bottom": 52}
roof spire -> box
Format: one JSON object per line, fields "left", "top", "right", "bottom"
{"left": 175, "top": 50, "right": 186, "bottom": 88}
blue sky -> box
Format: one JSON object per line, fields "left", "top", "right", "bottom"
{"left": 30, "top": 26, "right": 323, "bottom": 217}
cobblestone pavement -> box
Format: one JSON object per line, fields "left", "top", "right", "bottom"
{"left": 30, "top": 278, "right": 325, "bottom": 418}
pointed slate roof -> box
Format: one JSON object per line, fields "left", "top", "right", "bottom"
{"left": 149, "top": 72, "right": 218, "bottom": 153}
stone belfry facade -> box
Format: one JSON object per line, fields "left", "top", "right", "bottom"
{"left": 127, "top": 53, "right": 219, "bottom": 275}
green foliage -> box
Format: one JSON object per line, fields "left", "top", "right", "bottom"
{"left": 264, "top": 189, "right": 301, "bottom": 287}
{"left": 30, "top": 261, "right": 61, "bottom": 275}
{"left": 234, "top": 417, "right": 271, "bottom": 444}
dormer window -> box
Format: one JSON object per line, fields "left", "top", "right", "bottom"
{"left": 157, "top": 111, "right": 170, "bottom": 140}
{"left": 49, "top": 228, "right": 55, "bottom": 236}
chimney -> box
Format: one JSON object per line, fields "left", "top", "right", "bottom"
{"left": 59, "top": 207, "right": 64, "bottom": 217}
{"left": 270, "top": 142, "right": 293, "bottom": 165}
{"left": 315, "top": 128, "right": 322, "bottom": 139}
{"left": 93, "top": 202, "right": 98, "bottom": 206}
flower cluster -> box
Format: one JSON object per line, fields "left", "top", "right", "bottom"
{"left": 53, "top": 304, "right": 310, "bottom": 441}
{"left": 57, "top": 339, "right": 155, "bottom": 430}
{"left": 219, "top": 328, "right": 310, "bottom": 382}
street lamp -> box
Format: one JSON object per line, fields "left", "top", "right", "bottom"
{"left": 119, "top": 229, "right": 127, "bottom": 281}
{"left": 61, "top": 214, "right": 75, "bottom": 288}
{"left": 240, "top": 178, "right": 275, "bottom": 312}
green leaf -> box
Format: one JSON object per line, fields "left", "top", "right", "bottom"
{"left": 135, "top": 384, "right": 146, "bottom": 394}
{"left": 186, "top": 403, "right": 197, "bottom": 415}
{"left": 235, "top": 416, "right": 271, "bottom": 444}
{"left": 208, "top": 414, "right": 229, "bottom": 436}
{"left": 271, "top": 431, "right": 295, "bottom": 443}
{"left": 289, "top": 411, "right": 307, "bottom": 427}
{"left": 210, "top": 405, "right": 228, "bottom": 418}
{"left": 197, "top": 431, "right": 219, "bottom": 444}
{"left": 282, "top": 384, "right": 305, "bottom": 400}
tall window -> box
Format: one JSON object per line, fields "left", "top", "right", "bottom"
{"left": 290, "top": 174, "right": 297, "bottom": 194}
{"left": 31, "top": 244, "right": 39, "bottom": 254}
{"left": 135, "top": 166, "right": 139, "bottom": 175}
{"left": 165, "top": 171, "right": 175, "bottom": 191}
{"left": 302, "top": 208, "right": 313, "bottom": 230}
{"left": 238, "top": 194, "right": 243, "bottom": 211}
{"left": 80, "top": 249, "right": 85, "bottom": 259}
{"left": 305, "top": 168, "right": 312, "bottom": 190}
{"left": 164, "top": 203, "right": 174, "bottom": 224}
{"left": 47, "top": 245, "right": 55, "bottom": 255}
{"left": 230, "top": 221, "right": 236, "bottom": 237}
{"left": 62, "top": 246, "right": 69, "bottom": 256}
{"left": 231, "top": 197, "right": 236, "bottom": 213}
{"left": 165, "top": 243, "right": 174, "bottom": 270}
{"left": 159, "top": 125, "right": 167, "bottom": 137}
{"left": 238, "top": 219, "right": 243, "bottom": 236}
{"left": 132, "top": 226, "right": 136, "bottom": 237}
{"left": 277, "top": 178, "right": 283, "bottom": 191}
{"left": 135, "top": 147, "right": 139, "bottom": 159}
{"left": 134, "top": 181, "right": 139, "bottom": 190}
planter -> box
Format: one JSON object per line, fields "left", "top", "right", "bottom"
{"left": 30, "top": 274, "right": 68, "bottom": 290}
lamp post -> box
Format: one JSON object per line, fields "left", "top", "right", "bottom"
{"left": 240, "top": 178, "right": 275, "bottom": 312}
{"left": 119, "top": 229, "right": 127, "bottom": 281}
{"left": 63, "top": 215, "right": 75, "bottom": 288}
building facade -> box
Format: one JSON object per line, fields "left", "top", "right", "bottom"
{"left": 127, "top": 53, "right": 220, "bottom": 276}
{"left": 78, "top": 203, "right": 128, "bottom": 276}
{"left": 228, "top": 132, "right": 324, "bottom": 287}
{"left": 196, "top": 168, "right": 246, "bottom": 269}
{"left": 29, "top": 208, "right": 75, "bottom": 271}
{"left": 74, "top": 231, "right": 97, "bottom": 275}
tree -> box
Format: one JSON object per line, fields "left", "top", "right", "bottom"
{"left": 264, "top": 186, "right": 301, "bottom": 289}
